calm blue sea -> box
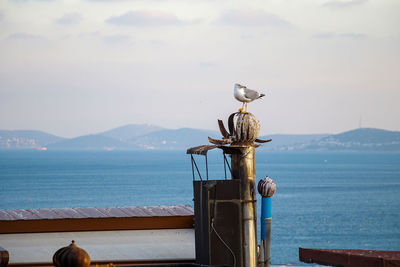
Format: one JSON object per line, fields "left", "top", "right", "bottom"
{"left": 0, "top": 150, "right": 399, "bottom": 264}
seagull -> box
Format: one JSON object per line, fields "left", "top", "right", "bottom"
{"left": 234, "top": 83, "right": 265, "bottom": 113}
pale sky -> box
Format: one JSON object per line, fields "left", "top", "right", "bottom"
{"left": 0, "top": 0, "right": 399, "bottom": 138}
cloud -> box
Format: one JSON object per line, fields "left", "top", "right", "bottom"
{"left": 312, "top": 32, "right": 366, "bottom": 40}
{"left": 0, "top": 11, "right": 4, "bottom": 22}
{"left": 85, "top": 0, "right": 137, "bottom": 2}
{"left": 312, "top": 33, "right": 335, "bottom": 39}
{"left": 338, "top": 33, "right": 367, "bottom": 39}
{"left": 7, "top": 33, "right": 46, "bottom": 40}
{"left": 78, "top": 31, "right": 101, "bottom": 39}
{"left": 199, "top": 61, "right": 218, "bottom": 68}
{"left": 148, "top": 39, "right": 167, "bottom": 46}
{"left": 105, "top": 10, "right": 183, "bottom": 26}
{"left": 103, "top": 34, "right": 131, "bottom": 44}
{"left": 217, "top": 9, "right": 292, "bottom": 28}
{"left": 323, "top": 0, "right": 367, "bottom": 8}
{"left": 55, "top": 13, "right": 83, "bottom": 25}
{"left": 10, "top": 0, "right": 54, "bottom": 3}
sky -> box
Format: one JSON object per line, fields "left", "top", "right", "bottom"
{"left": 0, "top": 0, "right": 399, "bottom": 138}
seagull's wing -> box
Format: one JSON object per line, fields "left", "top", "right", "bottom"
{"left": 244, "top": 88, "right": 260, "bottom": 100}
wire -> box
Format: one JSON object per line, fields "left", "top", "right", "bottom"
{"left": 211, "top": 218, "right": 237, "bottom": 267}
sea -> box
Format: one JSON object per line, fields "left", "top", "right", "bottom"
{"left": 0, "top": 150, "right": 399, "bottom": 265}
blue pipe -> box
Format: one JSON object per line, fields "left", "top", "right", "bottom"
{"left": 261, "top": 197, "right": 271, "bottom": 240}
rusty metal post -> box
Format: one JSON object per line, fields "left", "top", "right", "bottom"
{"left": 228, "top": 112, "right": 261, "bottom": 267}
{"left": 231, "top": 146, "right": 257, "bottom": 267}
{"left": 204, "top": 111, "right": 272, "bottom": 267}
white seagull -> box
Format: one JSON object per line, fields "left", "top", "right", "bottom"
{"left": 234, "top": 83, "right": 265, "bottom": 113}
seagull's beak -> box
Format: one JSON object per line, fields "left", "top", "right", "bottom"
{"left": 242, "top": 86, "right": 247, "bottom": 88}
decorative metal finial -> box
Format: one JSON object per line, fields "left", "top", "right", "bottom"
{"left": 53, "top": 240, "right": 91, "bottom": 267}
{"left": 258, "top": 176, "right": 276, "bottom": 198}
{"left": 208, "top": 112, "right": 271, "bottom": 147}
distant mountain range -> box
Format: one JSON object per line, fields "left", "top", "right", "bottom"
{"left": 100, "top": 124, "right": 164, "bottom": 141}
{"left": 1, "top": 125, "right": 399, "bottom": 152}
{"left": 283, "top": 128, "right": 400, "bottom": 152}
{"left": 0, "top": 130, "right": 65, "bottom": 149}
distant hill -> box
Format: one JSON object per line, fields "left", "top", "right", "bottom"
{"left": 276, "top": 128, "right": 400, "bottom": 151}
{"left": 2, "top": 126, "right": 399, "bottom": 152}
{"left": 130, "top": 128, "right": 220, "bottom": 150}
{"left": 100, "top": 124, "right": 164, "bottom": 141}
{"left": 0, "top": 130, "right": 65, "bottom": 149}
{"left": 46, "top": 134, "right": 135, "bottom": 151}
{"left": 258, "top": 133, "right": 329, "bottom": 151}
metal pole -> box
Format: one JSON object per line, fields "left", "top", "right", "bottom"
{"left": 261, "top": 197, "right": 272, "bottom": 267}
{"left": 231, "top": 146, "right": 257, "bottom": 267}
{"left": 258, "top": 177, "right": 275, "bottom": 267}
{"left": 205, "top": 154, "right": 209, "bottom": 180}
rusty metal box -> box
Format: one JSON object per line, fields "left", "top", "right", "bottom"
{"left": 193, "top": 179, "right": 242, "bottom": 267}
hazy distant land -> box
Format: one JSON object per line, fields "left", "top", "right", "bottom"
{"left": 1, "top": 124, "right": 400, "bottom": 152}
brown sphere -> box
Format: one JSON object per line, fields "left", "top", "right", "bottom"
{"left": 53, "top": 240, "right": 90, "bottom": 267}
{"left": 232, "top": 112, "right": 260, "bottom": 145}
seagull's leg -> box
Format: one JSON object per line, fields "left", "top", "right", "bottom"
{"left": 239, "top": 102, "right": 245, "bottom": 113}
{"left": 245, "top": 103, "right": 248, "bottom": 113}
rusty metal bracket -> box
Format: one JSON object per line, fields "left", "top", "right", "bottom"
{"left": 255, "top": 138, "right": 272, "bottom": 143}
{"left": 223, "top": 152, "right": 233, "bottom": 179}
{"left": 218, "top": 119, "right": 230, "bottom": 139}
{"left": 228, "top": 112, "right": 238, "bottom": 136}
{"left": 208, "top": 136, "right": 231, "bottom": 145}
{"left": 191, "top": 154, "right": 203, "bottom": 181}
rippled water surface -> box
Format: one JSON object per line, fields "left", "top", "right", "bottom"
{"left": 1, "top": 150, "right": 399, "bottom": 264}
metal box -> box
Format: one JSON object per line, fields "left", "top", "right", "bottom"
{"left": 193, "top": 179, "right": 243, "bottom": 267}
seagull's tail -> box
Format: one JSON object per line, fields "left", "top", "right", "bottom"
{"left": 259, "top": 94, "right": 265, "bottom": 98}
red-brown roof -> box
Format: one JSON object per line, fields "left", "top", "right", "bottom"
{"left": 0, "top": 205, "right": 194, "bottom": 234}
{"left": 299, "top": 248, "right": 400, "bottom": 267}
{"left": 0, "top": 205, "right": 193, "bottom": 221}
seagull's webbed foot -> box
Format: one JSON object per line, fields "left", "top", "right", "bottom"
{"left": 239, "top": 103, "right": 246, "bottom": 113}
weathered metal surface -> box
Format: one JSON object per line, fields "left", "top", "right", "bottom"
{"left": 0, "top": 205, "right": 194, "bottom": 221}
{"left": 254, "top": 138, "right": 272, "bottom": 143}
{"left": 53, "top": 240, "right": 90, "bottom": 267}
{"left": 95, "top": 207, "right": 131, "bottom": 218}
{"left": 233, "top": 113, "right": 260, "bottom": 144}
{"left": 218, "top": 119, "right": 230, "bottom": 138}
{"left": 231, "top": 146, "right": 257, "bottom": 267}
{"left": 52, "top": 208, "right": 87, "bottom": 219}
{"left": 208, "top": 137, "right": 231, "bottom": 146}
{"left": 0, "top": 211, "right": 14, "bottom": 221}
{"left": 119, "top": 206, "right": 152, "bottom": 217}
{"left": 72, "top": 207, "right": 109, "bottom": 218}
{"left": 193, "top": 180, "right": 243, "bottom": 267}
{"left": 3, "top": 209, "right": 41, "bottom": 220}
{"left": 0, "top": 205, "right": 195, "bottom": 234}
{"left": 258, "top": 177, "right": 276, "bottom": 198}
{"left": 29, "top": 208, "right": 65, "bottom": 219}
{"left": 189, "top": 111, "right": 265, "bottom": 267}
{"left": 210, "top": 112, "right": 271, "bottom": 148}
{"left": 187, "top": 145, "right": 217, "bottom": 155}
{"left": 0, "top": 246, "right": 8, "bottom": 267}
{"left": 168, "top": 205, "right": 194, "bottom": 216}
{"left": 299, "top": 248, "right": 400, "bottom": 267}
{"left": 228, "top": 113, "right": 236, "bottom": 136}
